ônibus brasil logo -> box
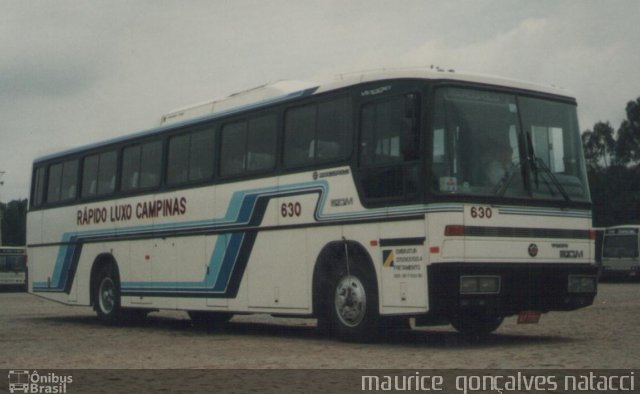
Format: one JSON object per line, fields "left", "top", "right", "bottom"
{"left": 8, "top": 370, "right": 73, "bottom": 394}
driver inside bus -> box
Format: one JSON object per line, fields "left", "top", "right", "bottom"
{"left": 480, "top": 138, "right": 514, "bottom": 187}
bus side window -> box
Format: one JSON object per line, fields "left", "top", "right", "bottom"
{"left": 283, "top": 97, "right": 352, "bottom": 168}
{"left": 62, "top": 160, "right": 78, "bottom": 200}
{"left": 167, "top": 134, "right": 191, "bottom": 184}
{"left": 122, "top": 145, "right": 141, "bottom": 191}
{"left": 283, "top": 105, "right": 316, "bottom": 168}
{"left": 220, "top": 115, "right": 276, "bottom": 177}
{"left": 188, "top": 128, "right": 215, "bottom": 180}
{"left": 168, "top": 128, "right": 215, "bottom": 184}
{"left": 247, "top": 115, "right": 276, "bottom": 171}
{"left": 358, "top": 93, "right": 420, "bottom": 202}
{"left": 46, "top": 163, "right": 63, "bottom": 203}
{"left": 82, "top": 150, "right": 117, "bottom": 198}
{"left": 220, "top": 121, "right": 248, "bottom": 177}
{"left": 122, "top": 141, "right": 162, "bottom": 191}
{"left": 32, "top": 167, "right": 46, "bottom": 207}
{"left": 46, "top": 160, "right": 78, "bottom": 203}
{"left": 140, "top": 141, "right": 162, "bottom": 188}
{"left": 316, "top": 97, "right": 352, "bottom": 161}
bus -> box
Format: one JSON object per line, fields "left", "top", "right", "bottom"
{"left": 601, "top": 225, "right": 640, "bottom": 280}
{"left": 27, "top": 69, "right": 598, "bottom": 341}
{"left": 0, "top": 247, "right": 27, "bottom": 290}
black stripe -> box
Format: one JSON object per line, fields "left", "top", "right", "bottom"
{"left": 379, "top": 237, "right": 426, "bottom": 247}
{"left": 224, "top": 231, "right": 257, "bottom": 298}
{"left": 27, "top": 213, "right": 425, "bottom": 249}
{"left": 463, "top": 226, "right": 590, "bottom": 239}
{"left": 64, "top": 241, "right": 83, "bottom": 294}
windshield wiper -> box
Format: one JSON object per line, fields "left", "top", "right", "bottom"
{"left": 531, "top": 156, "right": 571, "bottom": 202}
{"left": 492, "top": 161, "right": 521, "bottom": 197}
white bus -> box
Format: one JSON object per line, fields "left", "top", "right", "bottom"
{"left": 601, "top": 225, "right": 640, "bottom": 280}
{"left": 27, "top": 69, "right": 598, "bottom": 341}
{"left": 0, "top": 247, "right": 27, "bottom": 290}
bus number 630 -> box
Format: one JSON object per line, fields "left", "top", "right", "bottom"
{"left": 281, "top": 202, "right": 302, "bottom": 218}
{"left": 470, "top": 206, "right": 492, "bottom": 219}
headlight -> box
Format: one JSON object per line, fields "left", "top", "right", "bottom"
{"left": 568, "top": 275, "right": 597, "bottom": 293}
{"left": 460, "top": 276, "right": 501, "bottom": 294}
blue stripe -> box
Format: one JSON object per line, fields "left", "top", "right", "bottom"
{"left": 33, "top": 182, "right": 327, "bottom": 294}
{"left": 33, "top": 180, "right": 592, "bottom": 295}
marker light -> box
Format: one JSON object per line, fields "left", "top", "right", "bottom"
{"left": 444, "top": 225, "right": 465, "bottom": 236}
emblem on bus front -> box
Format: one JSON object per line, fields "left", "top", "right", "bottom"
{"left": 528, "top": 243, "right": 539, "bottom": 257}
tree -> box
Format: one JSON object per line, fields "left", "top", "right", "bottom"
{"left": 582, "top": 121, "right": 615, "bottom": 170}
{"left": 614, "top": 97, "right": 640, "bottom": 165}
{"left": 0, "top": 199, "right": 27, "bottom": 246}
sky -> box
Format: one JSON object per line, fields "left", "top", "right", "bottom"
{"left": 1, "top": 0, "right": 639, "bottom": 202}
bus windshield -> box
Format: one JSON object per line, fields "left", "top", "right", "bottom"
{"left": 603, "top": 234, "right": 639, "bottom": 258}
{"left": 431, "top": 87, "right": 589, "bottom": 202}
{"left": 0, "top": 253, "right": 26, "bottom": 272}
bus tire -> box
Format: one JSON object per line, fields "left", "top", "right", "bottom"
{"left": 450, "top": 313, "right": 503, "bottom": 337}
{"left": 188, "top": 311, "right": 233, "bottom": 329}
{"left": 326, "top": 260, "right": 380, "bottom": 342}
{"left": 94, "top": 263, "right": 122, "bottom": 324}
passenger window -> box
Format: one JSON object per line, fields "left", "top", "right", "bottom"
{"left": 32, "top": 167, "right": 46, "bottom": 207}
{"left": 140, "top": 141, "right": 162, "bottom": 188}
{"left": 122, "top": 140, "right": 162, "bottom": 191}
{"left": 316, "top": 98, "right": 352, "bottom": 161}
{"left": 167, "top": 134, "right": 190, "bottom": 184}
{"left": 82, "top": 151, "right": 117, "bottom": 197}
{"left": 358, "top": 93, "right": 420, "bottom": 202}
{"left": 220, "top": 122, "right": 248, "bottom": 176}
{"left": 220, "top": 115, "right": 276, "bottom": 176}
{"left": 167, "top": 128, "right": 215, "bottom": 185}
{"left": 121, "top": 146, "right": 140, "bottom": 191}
{"left": 359, "top": 95, "right": 419, "bottom": 166}
{"left": 283, "top": 105, "right": 316, "bottom": 168}
{"left": 46, "top": 163, "right": 63, "bottom": 203}
{"left": 247, "top": 115, "right": 276, "bottom": 171}
{"left": 283, "top": 97, "right": 352, "bottom": 168}
{"left": 189, "top": 128, "right": 215, "bottom": 181}
{"left": 47, "top": 160, "right": 78, "bottom": 203}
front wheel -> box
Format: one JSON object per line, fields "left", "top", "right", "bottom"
{"left": 323, "top": 262, "right": 380, "bottom": 342}
{"left": 450, "top": 313, "right": 504, "bottom": 337}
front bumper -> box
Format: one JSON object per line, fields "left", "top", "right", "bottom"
{"left": 428, "top": 262, "right": 598, "bottom": 318}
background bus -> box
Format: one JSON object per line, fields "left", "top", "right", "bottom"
{"left": 601, "top": 225, "right": 640, "bottom": 280}
{"left": 27, "top": 69, "right": 598, "bottom": 341}
{"left": 0, "top": 247, "right": 27, "bottom": 290}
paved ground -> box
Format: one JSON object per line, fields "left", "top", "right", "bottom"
{"left": 1, "top": 282, "right": 638, "bottom": 370}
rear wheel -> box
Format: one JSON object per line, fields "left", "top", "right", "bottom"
{"left": 121, "top": 309, "right": 150, "bottom": 323}
{"left": 188, "top": 311, "right": 233, "bottom": 329}
{"left": 94, "top": 264, "right": 122, "bottom": 324}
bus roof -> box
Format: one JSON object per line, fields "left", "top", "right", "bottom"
{"left": 33, "top": 69, "right": 573, "bottom": 164}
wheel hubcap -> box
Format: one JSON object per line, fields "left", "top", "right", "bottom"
{"left": 335, "top": 275, "right": 366, "bottom": 327}
{"left": 99, "top": 277, "right": 115, "bottom": 314}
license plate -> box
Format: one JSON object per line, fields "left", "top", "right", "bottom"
{"left": 517, "top": 310, "right": 541, "bottom": 324}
